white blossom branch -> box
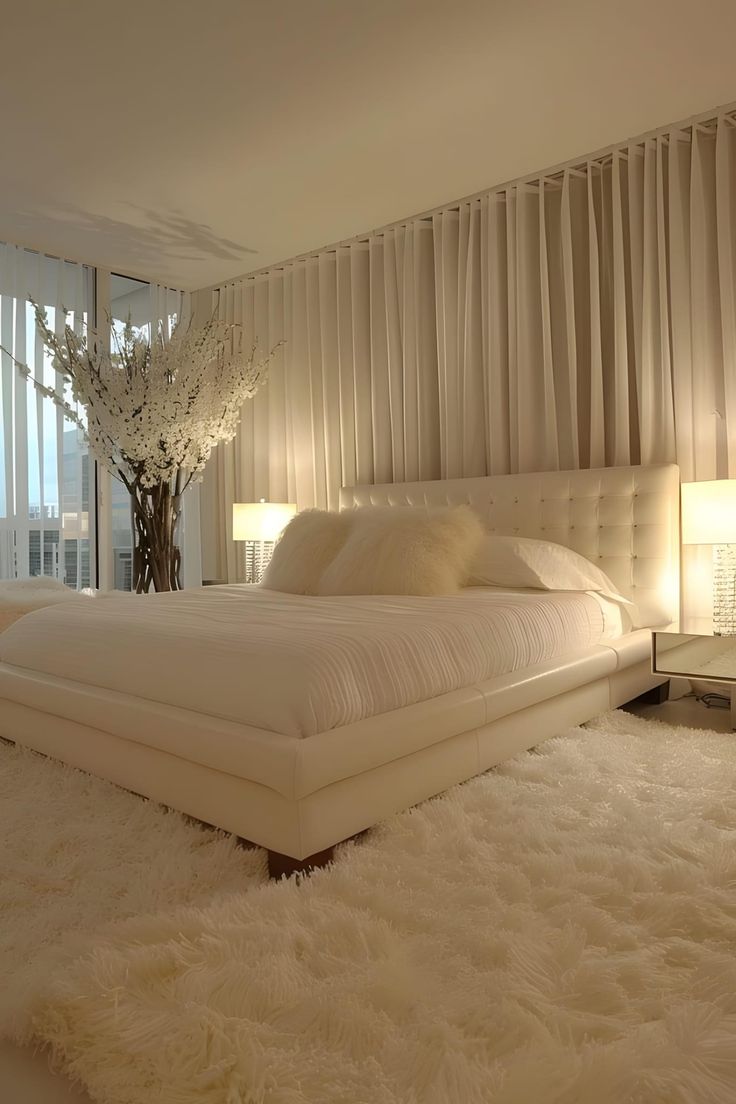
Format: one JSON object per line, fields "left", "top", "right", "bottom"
{"left": 3, "top": 298, "right": 278, "bottom": 499}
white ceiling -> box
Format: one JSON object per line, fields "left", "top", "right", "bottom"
{"left": 3, "top": 0, "right": 736, "bottom": 292}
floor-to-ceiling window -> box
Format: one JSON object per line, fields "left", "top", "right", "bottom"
{"left": 0, "top": 244, "right": 194, "bottom": 591}
{"left": 0, "top": 245, "right": 94, "bottom": 587}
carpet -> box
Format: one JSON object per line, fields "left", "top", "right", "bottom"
{"left": 4, "top": 711, "right": 736, "bottom": 1103}
{"left": 0, "top": 741, "right": 265, "bottom": 1043}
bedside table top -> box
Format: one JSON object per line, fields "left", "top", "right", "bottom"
{"left": 654, "top": 618, "right": 717, "bottom": 637}
{"left": 653, "top": 627, "right": 736, "bottom": 683}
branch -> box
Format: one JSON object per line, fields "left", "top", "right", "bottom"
{"left": 0, "top": 341, "right": 88, "bottom": 435}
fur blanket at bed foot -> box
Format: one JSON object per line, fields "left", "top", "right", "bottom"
{"left": 0, "top": 578, "right": 91, "bottom": 633}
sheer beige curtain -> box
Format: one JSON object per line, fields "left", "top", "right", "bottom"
{"left": 198, "top": 111, "right": 736, "bottom": 582}
{"left": 200, "top": 227, "right": 441, "bottom": 579}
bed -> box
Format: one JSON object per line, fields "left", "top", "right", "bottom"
{"left": 0, "top": 462, "right": 680, "bottom": 875}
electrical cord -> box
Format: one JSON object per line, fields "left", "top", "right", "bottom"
{"left": 695, "top": 691, "right": 731, "bottom": 710}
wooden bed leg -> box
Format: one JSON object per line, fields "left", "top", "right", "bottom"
{"left": 267, "top": 846, "right": 335, "bottom": 880}
{"left": 623, "top": 679, "right": 671, "bottom": 708}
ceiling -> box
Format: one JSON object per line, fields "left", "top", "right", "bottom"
{"left": 3, "top": 0, "right": 736, "bottom": 292}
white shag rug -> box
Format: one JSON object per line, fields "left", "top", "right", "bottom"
{"left": 3, "top": 711, "right": 736, "bottom": 1104}
{"left": 0, "top": 741, "right": 265, "bottom": 1042}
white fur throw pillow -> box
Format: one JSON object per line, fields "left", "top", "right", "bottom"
{"left": 262, "top": 509, "right": 353, "bottom": 595}
{"left": 317, "top": 505, "right": 484, "bottom": 596}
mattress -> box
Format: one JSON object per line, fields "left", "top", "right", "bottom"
{"left": 0, "top": 585, "right": 626, "bottom": 738}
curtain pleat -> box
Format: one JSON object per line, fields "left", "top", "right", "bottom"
{"left": 715, "top": 117, "right": 736, "bottom": 477}
{"left": 200, "top": 111, "right": 736, "bottom": 582}
{"left": 481, "top": 194, "right": 511, "bottom": 474}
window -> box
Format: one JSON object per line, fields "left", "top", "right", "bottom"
{"left": 0, "top": 245, "right": 94, "bottom": 587}
{"left": 0, "top": 246, "right": 192, "bottom": 592}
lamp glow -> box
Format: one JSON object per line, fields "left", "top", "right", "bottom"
{"left": 681, "top": 480, "right": 736, "bottom": 545}
{"left": 233, "top": 502, "right": 297, "bottom": 543}
{"left": 232, "top": 500, "right": 296, "bottom": 583}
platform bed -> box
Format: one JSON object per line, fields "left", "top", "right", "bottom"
{"left": 0, "top": 463, "right": 680, "bottom": 877}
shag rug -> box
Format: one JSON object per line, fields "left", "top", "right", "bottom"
{"left": 3, "top": 711, "right": 736, "bottom": 1104}
{"left": 0, "top": 740, "right": 265, "bottom": 1041}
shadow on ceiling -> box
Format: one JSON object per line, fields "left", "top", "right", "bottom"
{"left": 10, "top": 200, "right": 258, "bottom": 270}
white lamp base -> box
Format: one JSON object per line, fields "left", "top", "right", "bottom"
{"left": 713, "top": 544, "right": 736, "bottom": 636}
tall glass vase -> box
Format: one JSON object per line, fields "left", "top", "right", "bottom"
{"left": 130, "top": 481, "right": 182, "bottom": 593}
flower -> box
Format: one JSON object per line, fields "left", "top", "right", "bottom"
{"left": 17, "top": 303, "right": 274, "bottom": 497}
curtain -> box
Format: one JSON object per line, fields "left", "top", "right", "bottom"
{"left": 199, "top": 111, "right": 736, "bottom": 582}
{"left": 0, "top": 244, "right": 94, "bottom": 586}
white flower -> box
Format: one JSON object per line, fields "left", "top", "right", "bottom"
{"left": 21, "top": 304, "right": 275, "bottom": 496}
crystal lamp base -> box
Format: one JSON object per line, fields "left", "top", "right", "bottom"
{"left": 244, "top": 539, "right": 275, "bottom": 585}
{"left": 713, "top": 543, "right": 736, "bottom": 636}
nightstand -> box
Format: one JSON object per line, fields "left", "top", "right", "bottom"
{"left": 653, "top": 619, "right": 736, "bottom": 728}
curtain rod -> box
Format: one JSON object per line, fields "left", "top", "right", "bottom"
{"left": 204, "top": 99, "right": 736, "bottom": 295}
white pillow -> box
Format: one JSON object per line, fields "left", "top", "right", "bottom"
{"left": 467, "top": 535, "right": 633, "bottom": 607}
{"left": 262, "top": 509, "right": 353, "bottom": 595}
{"left": 317, "top": 505, "right": 484, "bottom": 596}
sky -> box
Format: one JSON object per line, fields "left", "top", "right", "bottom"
{"left": 0, "top": 304, "right": 84, "bottom": 518}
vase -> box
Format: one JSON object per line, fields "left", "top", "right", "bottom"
{"left": 130, "top": 481, "right": 182, "bottom": 593}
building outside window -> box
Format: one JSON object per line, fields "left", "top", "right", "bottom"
{"left": 0, "top": 246, "right": 188, "bottom": 591}
{"left": 0, "top": 245, "right": 93, "bottom": 587}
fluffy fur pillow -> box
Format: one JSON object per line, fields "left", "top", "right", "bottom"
{"left": 317, "top": 505, "right": 484, "bottom": 596}
{"left": 262, "top": 509, "right": 353, "bottom": 595}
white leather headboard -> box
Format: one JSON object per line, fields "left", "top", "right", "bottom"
{"left": 340, "top": 463, "right": 681, "bottom": 625}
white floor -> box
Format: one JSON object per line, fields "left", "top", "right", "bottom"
{"left": 628, "top": 692, "right": 734, "bottom": 732}
{"left": 1, "top": 692, "right": 731, "bottom": 1104}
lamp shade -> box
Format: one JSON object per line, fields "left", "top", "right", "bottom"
{"left": 681, "top": 480, "right": 736, "bottom": 544}
{"left": 232, "top": 501, "right": 296, "bottom": 543}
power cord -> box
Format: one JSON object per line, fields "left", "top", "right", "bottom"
{"left": 695, "top": 691, "right": 731, "bottom": 710}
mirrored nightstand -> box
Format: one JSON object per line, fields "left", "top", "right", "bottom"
{"left": 653, "top": 619, "right": 736, "bottom": 728}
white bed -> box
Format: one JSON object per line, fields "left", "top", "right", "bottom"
{"left": 0, "top": 462, "right": 680, "bottom": 875}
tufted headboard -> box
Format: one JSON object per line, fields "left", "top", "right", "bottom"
{"left": 340, "top": 463, "right": 681, "bottom": 625}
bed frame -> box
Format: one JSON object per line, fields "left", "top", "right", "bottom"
{"left": 0, "top": 463, "right": 680, "bottom": 877}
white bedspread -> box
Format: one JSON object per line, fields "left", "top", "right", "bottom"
{"left": 0, "top": 585, "right": 624, "bottom": 738}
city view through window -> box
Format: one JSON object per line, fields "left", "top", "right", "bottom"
{"left": 0, "top": 249, "right": 182, "bottom": 590}
{"left": 0, "top": 247, "right": 94, "bottom": 588}
{"left": 26, "top": 422, "right": 92, "bottom": 588}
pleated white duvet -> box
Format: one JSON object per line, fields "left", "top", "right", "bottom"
{"left": 0, "top": 585, "right": 624, "bottom": 738}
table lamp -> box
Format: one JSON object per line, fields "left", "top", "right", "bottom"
{"left": 681, "top": 480, "right": 736, "bottom": 635}
{"left": 232, "top": 500, "right": 296, "bottom": 583}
